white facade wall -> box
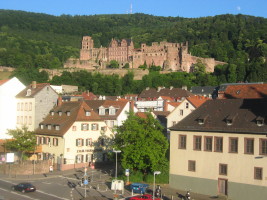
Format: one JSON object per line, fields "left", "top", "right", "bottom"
{"left": 16, "top": 98, "right": 35, "bottom": 131}
{"left": 170, "top": 130, "right": 267, "bottom": 187}
{"left": 0, "top": 77, "right": 25, "bottom": 139}
{"left": 135, "top": 100, "right": 164, "bottom": 112}
{"left": 167, "top": 99, "right": 195, "bottom": 130}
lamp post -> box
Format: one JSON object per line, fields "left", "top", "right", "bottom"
{"left": 153, "top": 171, "right": 161, "bottom": 200}
{"left": 113, "top": 149, "right": 121, "bottom": 179}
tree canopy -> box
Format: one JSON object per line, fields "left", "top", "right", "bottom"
{"left": 5, "top": 127, "right": 37, "bottom": 161}
{"left": 113, "top": 112, "right": 169, "bottom": 174}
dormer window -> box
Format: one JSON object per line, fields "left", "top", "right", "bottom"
{"left": 55, "top": 125, "right": 60, "bottom": 130}
{"left": 40, "top": 124, "right": 44, "bottom": 129}
{"left": 198, "top": 119, "right": 204, "bottom": 125}
{"left": 197, "top": 115, "right": 208, "bottom": 125}
{"left": 85, "top": 111, "right": 91, "bottom": 116}
{"left": 51, "top": 111, "right": 54, "bottom": 116}
{"left": 256, "top": 116, "right": 264, "bottom": 127}
{"left": 26, "top": 89, "right": 31, "bottom": 96}
{"left": 47, "top": 124, "right": 52, "bottom": 130}
{"left": 109, "top": 107, "right": 116, "bottom": 115}
{"left": 58, "top": 111, "right": 62, "bottom": 116}
{"left": 226, "top": 119, "right": 233, "bottom": 126}
{"left": 66, "top": 111, "right": 70, "bottom": 116}
{"left": 99, "top": 107, "right": 105, "bottom": 115}
{"left": 225, "top": 114, "right": 237, "bottom": 126}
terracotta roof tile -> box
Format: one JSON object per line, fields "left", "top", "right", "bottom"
{"left": 186, "top": 96, "right": 209, "bottom": 108}
{"left": 139, "top": 87, "right": 193, "bottom": 99}
{"left": 220, "top": 83, "right": 267, "bottom": 99}
{"left": 0, "top": 79, "right": 9, "bottom": 86}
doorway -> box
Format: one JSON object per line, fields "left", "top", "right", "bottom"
{"left": 218, "top": 178, "right": 228, "bottom": 195}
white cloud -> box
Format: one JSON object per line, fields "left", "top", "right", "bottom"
{"left": 237, "top": 6, "right": 241, "bottom": 11}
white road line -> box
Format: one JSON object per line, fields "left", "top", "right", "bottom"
{"left": 0, "top": 187, "right": 40, "bottom": 200}
{"left": 36, "top": 190, "right": 70, "bottom": 200}
{"left": 0, "top": 179, "right": 70, "bottom": 200}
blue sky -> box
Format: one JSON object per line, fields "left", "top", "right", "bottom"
{"left": 1, "top": 0, "right": 267, "bottom": 18}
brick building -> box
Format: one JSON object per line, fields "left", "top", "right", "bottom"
{"left": 76, "top": 36, "right": 226, "bottom": 72}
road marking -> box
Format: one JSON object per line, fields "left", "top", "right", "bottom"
{"left": 36, "top": 190, "right": 70, "bottom": 200}
{"left": 0, "top": 187, "right": 40, "bottom": 200}
{"left": 0, "top": 179, "right": 69, "bottom": 200}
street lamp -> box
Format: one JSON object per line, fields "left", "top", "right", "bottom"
{"left": 113, "top": 149, "right": 121, "bottom": 179}
{"left": 153, "top": 171, "right": 161, "bottom": 200}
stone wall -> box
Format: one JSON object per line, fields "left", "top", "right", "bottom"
{"left": 0, "top": 160, "right": 51, "bottom": 175}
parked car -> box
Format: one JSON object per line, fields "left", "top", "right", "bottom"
{"left": 11, "top": 182, "right": 36, "bottom": 193}
{"left": 129, "top": 194, "right": 160, "bottom": 200}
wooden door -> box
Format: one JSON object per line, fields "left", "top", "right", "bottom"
{"left": 218, "top": 178, "right": 228, "bottom": 195}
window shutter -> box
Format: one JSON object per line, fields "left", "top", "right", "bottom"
{"left": 82, "top": 139, "right": 84, "bottom": 146}
{"left": 81, "top": 155, "right": 84, "bottom": 163}
{"left": 76, "top": 139, "right": 78, "bottom": 146}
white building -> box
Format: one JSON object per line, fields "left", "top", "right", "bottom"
{"left": 0, "top": 77, "right": 25, "bottom": 139}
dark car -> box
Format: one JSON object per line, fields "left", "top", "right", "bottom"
{"left": 11, "top": 182, "right": 36, "bottom": 193}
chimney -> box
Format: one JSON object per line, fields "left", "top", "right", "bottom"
{"left": 157, "top": 87, "right": 162, "bottom": 92}
{"left": 170, "top": 86, "right": 174, "bottom": 90}
{"left": 57, "top": 96, "right": 62, "bottom": 107}
{"left": 32, "top": 81, "right": 37, "bottom": 89}
{"left": 182, "top": 85, "right": 187, "bottom": 90}
{"left": 163, "top": 101, "right": 168, "bottom": 111}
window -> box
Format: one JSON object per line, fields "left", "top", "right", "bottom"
{"left": 26, "top": 89, "right": 31, "bottom": 96}
{"left": 47, "top": 124, "right": 52, "bottom": 130}
{"left": 25, "top": 103, "right": 28, "bottom": 111}
{"left": 260, "top": 139, "right": 267, "bottom": 155}
{"left": 17, "top": 103, "right": 20, "bottom": 111}
{"left": 194, "top": 136, "right": 202, "bottom": 151}
{"left": 76, "top": 138, "right": 84, "bottom": 147}
{"left": 179, "top": 135, "right": 187, "bottom": 149}
{"left": 229, "top": 138, "right": 238, "bottom": 153}
{"left": 81, "top": 123, "right": 89, "bottom": 131}
{"left": 245, "top": 138, "right": 254, "bottom": 154}
{"left": 29, "top": 116, "right": 32, "bottom": 125}
{"left": 254, "top": 167, "right": 263, "bottom": 180}
{"left": 24, "top": 116, "right": 27, "bottom": 124}
{"left": 99, "top": 108, "right": 105, "bottom": 115}
{"left": 91, "top": 123, "right": 99, "bottom": 131}
{"left": 72, "top": 126, "right": 77, "bottom": 131}
{"left": 188, "top": 160, "right": 196, "bottom": 172}
{"left": 172, "top": 121, "right": 176, "bottom": 126}
{"left": 215, "top": 137, "right": 223, "bottom": 152}
{"left": 86, "top": 138, "right": 92, "bottom": 146}
{"left": 219, "top": 164, "right": 228, "bottom": 175}
{"left": 185, "top": 102, "right": 189, "bottom": 109}
{"left": 109, "top": 108, "right": 116, "bottom": 115}
{"left": 17, "top": 116, "right": 20, "bottom": 124}
{"left": 29, "top": 103, "right": 32, "bottom": 111}
{"left": 179, "top": 109, "right": 183, "bottom": 116}
{"left": 67, "top": 111, "right": 71, "bottom": 116}
{"left": 76, "top": 154, "right": 84, "bottom": 163}
{"left": 21, "top": 103, "right": 24, "bottom": 111}
{"left": 55, "top": 125, "right": 60, "bottom": 130}
{"left": 204, "top": 136, "right": 213, "bottom": 151}
{"left": 53, "top": 138, "right": 58, "bottom": 146}
{"left": 40, "top": 124, "right": 44, "bottom": 129}
{"left": 58, "top": 111, "right": 62, "bottom": 116}
{"left": 51, "top": 111, "right": 54, "bottom": 116}
{"left": 85, "top": 111, "right": 91, "bottom": 116}
{"left": 110, "top": 121, "right": 115, "bottom": 128}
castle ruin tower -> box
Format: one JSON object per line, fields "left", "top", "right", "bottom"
{"left": 80, "top": 36, "right": 94, "bottom": 60}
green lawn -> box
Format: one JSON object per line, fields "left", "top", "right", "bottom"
{"left": 0, "top": 71, "right": 12, "bottom": 80}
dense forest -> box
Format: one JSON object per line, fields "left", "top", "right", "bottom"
{"left": 0, "top": 10, "right": 266, "bottom": 94}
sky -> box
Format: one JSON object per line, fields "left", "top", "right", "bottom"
{"left": 1, "top": 0, "right": 267, "bottom": 18}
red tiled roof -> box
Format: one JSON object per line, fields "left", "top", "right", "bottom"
{"left": 0, "top": 79, "right": 9, "bottom": 86}
{"left": 222, "top": 84, "right": 267, "bottom": 99}
{"left": 35, "top": 101, "right": 101, "bottom": 137}
{"left": 186, "top": 96, "right": 209, "bottom": 108}
{"left": 135, "top": 112, "right": 149, "bottom": 119}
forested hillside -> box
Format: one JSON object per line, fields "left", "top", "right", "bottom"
{"left": 0, "top": 10, "right": 266, "bottom": 91}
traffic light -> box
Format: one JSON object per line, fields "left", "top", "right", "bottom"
{"left": 88, "top": 176, "right": 91, "bottom": 182}
{"left": 81, "top": 177, "right": 84, "bottom": 185}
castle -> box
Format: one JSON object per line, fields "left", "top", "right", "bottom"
{"left": 64, "top": 36, "right": 226, "bottom": 73}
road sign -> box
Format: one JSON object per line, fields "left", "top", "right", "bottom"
{"left": 84, "top": 179, "right": 88, "bottom": 185}
{"left": 125, "top": 169, "right": 129, "bottom": 176}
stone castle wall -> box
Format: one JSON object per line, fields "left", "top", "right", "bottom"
{"left": 78, "top": 36, "right": 226, "bottom": 73}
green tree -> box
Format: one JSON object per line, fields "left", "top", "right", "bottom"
{"left": 5, "top": 127, "right": 37, "bottom": 161}
{"left": 114, "top": 112, "right": 169, "bottom": 174}
{"left": 109, "top": 60, "right": 119, "bottom": 68}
